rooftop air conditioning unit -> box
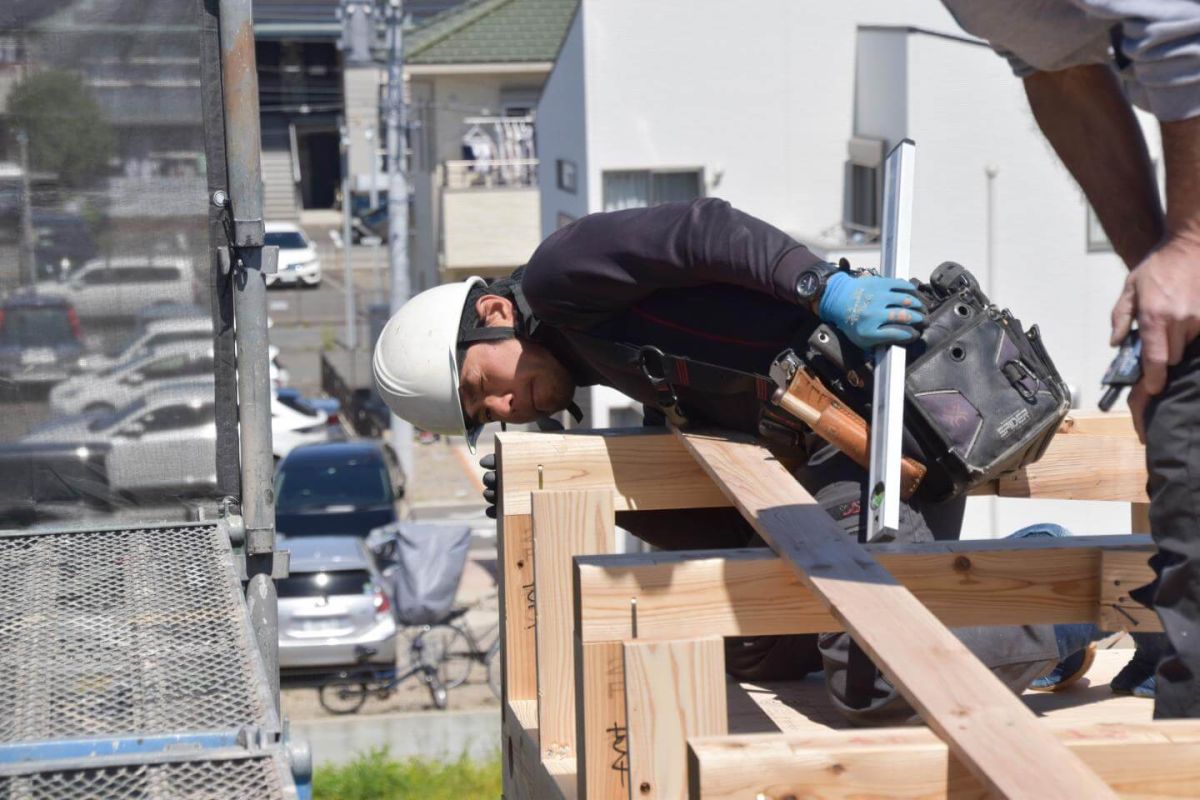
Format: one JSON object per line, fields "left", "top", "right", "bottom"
{"left": 842, "top": 135, "right": 886, "bottom": 241}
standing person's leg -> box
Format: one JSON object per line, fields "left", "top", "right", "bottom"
{"left": 1136, "top": 343, "right": 1200, "bottom": 718}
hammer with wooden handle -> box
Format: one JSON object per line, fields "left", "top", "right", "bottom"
{"left": 769, "top": 351, "right": 925, "bottom": 499}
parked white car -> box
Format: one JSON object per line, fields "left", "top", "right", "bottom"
{"left": 36, "top": 257, "right": 195, "bottom": 320}
{"left": 22, "top": 381, "right": 217, "bottom": 498}
{"left": 265, "top": 223, "right": 321, "bottom": 287}
{"left": 49, "top": 341, "right": 214, "bottom": 417}
{"left": 78, "top": 317, "right": 211, "bottom": 371}
{"left": 273, "top": 390, "right": 334, "bottom": 459}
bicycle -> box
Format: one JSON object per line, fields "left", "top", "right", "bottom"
{"left": 413, "top": 595, "right": 502, "bottom": 698}
{"left": 318, "top": 636, "right": 448, "bottom": 715}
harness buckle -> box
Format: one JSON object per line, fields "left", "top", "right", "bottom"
{"left": 638, "top": 346, "right": 688, "bottom": 426}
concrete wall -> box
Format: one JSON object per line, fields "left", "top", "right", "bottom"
{"left": 572, "top": 0, "right": 957, "bottom": 235}
{"left": 536, "top": 8, "right": 588, "bottom": 236}
{"left": 441, "top": 187, "right": 541, "bottom": 275}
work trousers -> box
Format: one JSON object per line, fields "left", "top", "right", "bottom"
{"left": 618, "top": 446, "right": 1059, "bottom": 726}
{"left": 1134, "top": 340, "right": 1200, "bottom": 718}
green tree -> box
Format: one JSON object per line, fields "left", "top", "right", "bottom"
{"left": 7, "top": 69, "right": 114, "bottom": 188}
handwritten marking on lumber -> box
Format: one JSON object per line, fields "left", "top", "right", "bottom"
{"left": 606, "top": 722, "right": 629, "bottom": 786}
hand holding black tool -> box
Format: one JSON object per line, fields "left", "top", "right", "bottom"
{"left": 1100, "top": 328, "right": 1141, "bottom": 412}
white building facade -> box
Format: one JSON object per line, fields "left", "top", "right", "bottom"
{"left": 536, "top": 0, "right": 1158, "bottom": 538}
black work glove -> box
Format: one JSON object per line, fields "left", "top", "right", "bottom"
{"left": 480, "top": 453, "right": 497, "bottom": 519}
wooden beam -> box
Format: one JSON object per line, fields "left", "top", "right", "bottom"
{"left": 497, "top": 422, "right": 1147, "bottom": 517}
{"left": 576, "top": 536, "right": 1160, "bottom": 642}
{"left": 998, "top": 434, "right": 1148, "bottom": 502}
{"left": 688, "top": 722, "right": 1200, "bottom": 799}
{"left": 1099, "top": 549, "right": 1159, "bottom": 632}
{"left": 675, "top": 429, "right": 1116, "bottom": 800}
{"left": 1058, "top": 411, "right": 1138, "bottom": 437}
{"left": 496, "top": 430, "right": 729, "bottom": 515}
{"left": 624, "top": 637, "right": 727, "bottom": 800}
{"left": 533, "top": 490, "right": 615, "bottom": 759}
{"left": 575, "top": 640, "right": 628, "bottom": 800}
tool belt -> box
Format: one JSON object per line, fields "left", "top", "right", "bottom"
{"left": 797, "top": 261, "right": 1071, "bottom": 499}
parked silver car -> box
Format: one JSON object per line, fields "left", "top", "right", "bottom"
{"left": 278, "top": 535, "right": 397, "bottom": 674}
{"left": 78, "top": 316, "right": 211, "bottom": 371}
{"left": 36, "top": 256, "right": 195, "bottom": 321}
{"left": 48, "top": 340, "right": 213, "bottom": 417}
{"left": 20, "top": 380, "right": 217, "bottom": 498}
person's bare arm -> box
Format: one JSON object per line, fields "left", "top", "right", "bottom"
{"left": 1025, "top": 65, "right": 1200, "bottom": 439}
{"left": 1024, "top": 65, "right": 1164, "bottom": 268}
{"left": 1110, "top": 114, "right": 1200, "bottom": 409}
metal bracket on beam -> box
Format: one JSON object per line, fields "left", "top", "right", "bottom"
{"left": 236, "top": 550, "right": 289, "bottom": 581}
{"left": 231, "top": 218, "right": 265, "bottom": 247}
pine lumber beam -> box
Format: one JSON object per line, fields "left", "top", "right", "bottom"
{"left": 997, "top": 434, "right": 1148, "bottom": 501}
{"left": 533, "top": 490, "right": 615, "bottom": 759}
{"left": 496, "top": 430, "right": 729, "bottom": 515}
{"left": 496, "top": 419, "right": 1147, "bottom": 515}
{"left": 1099, "top": 549, "right": 1159, "bottom": 632}
{"left": 575, "top": 536, "right": 1160, "bottom": 642}
{"left": 688, "top": 722, "right": 1200, "bottom": 799}
{"left": 624, "top": 637, "right": 727, "bottom": 800}
{"left": 674, "top": 429, "right": 1117, "bottom": 800}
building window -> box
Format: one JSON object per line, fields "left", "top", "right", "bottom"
{"left": 556, "top": 159, "right": 577, "bottom": 194}
{"left": 843, "top": 136, "right": 886, "bottom": 241}
{"left": 602, "top": 169, "right": 703, "bottom": 211}
{"left": 1086, "top": 205, "right": 1113, "bottom": 252}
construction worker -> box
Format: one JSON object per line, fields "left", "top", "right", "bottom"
{"left": 374, "top": 197, "right": 1087, "bottom": 724}
{"left": 940, "top": 0, "right": 1200, "bottom": 715}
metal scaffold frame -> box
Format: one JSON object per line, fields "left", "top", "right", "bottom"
{"left": 0, "top": 0, "right": 306, "bottom": 795}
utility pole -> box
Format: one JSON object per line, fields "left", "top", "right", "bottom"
{"left": 340, "top": 121, "right": 356, "bottom": 349}
{"left": 384, "top": 0, "right": 413, "bottom": 482}
{"left": 16, "top": 129, "right": 35, "bottom": 286}
{"left": 365, "top": 127, "right": 379, "bottom": 209}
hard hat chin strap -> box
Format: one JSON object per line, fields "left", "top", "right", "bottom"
{"left": 459, "top": 326, "right": 516, "bottom": 344}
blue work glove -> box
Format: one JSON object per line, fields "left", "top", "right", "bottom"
{"left": 817, "top": 272, "right": 926, "bottom": 349}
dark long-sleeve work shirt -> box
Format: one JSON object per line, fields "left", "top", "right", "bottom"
{"left": 521, "top": 198, "right": 825, "bottom": 383}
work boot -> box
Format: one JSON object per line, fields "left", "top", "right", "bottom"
{"left": 1110, "top": 659, "right": 1156, "bottom": 698}
{"left": 1111, "top": 632, "right": 1167, "bottom": 698}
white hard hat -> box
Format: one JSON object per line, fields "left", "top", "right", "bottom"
{"left": 373, "top": 276, "right": 486, "bottom": 450}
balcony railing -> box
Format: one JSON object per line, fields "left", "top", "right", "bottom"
{"left": 443, "top": 158, "right": 539, "bottom": 190}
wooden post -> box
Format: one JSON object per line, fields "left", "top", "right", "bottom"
{"left": 532, "top": 489, "right": 614, "bottom": 759}
{"left": 624, "top": 636, "right": 727, "bottom": 800}
{"left": 676, "top": 429, "right": 1117, "bottom": 799}
{"left": 576, "top": 640, "right": 628, "bottom": 800}
{"left": 1132, "top": 502, "right": 1151, "bottom": 533}
{"left": 1099, "top": 549, "right": 1159, "bottom": 632}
